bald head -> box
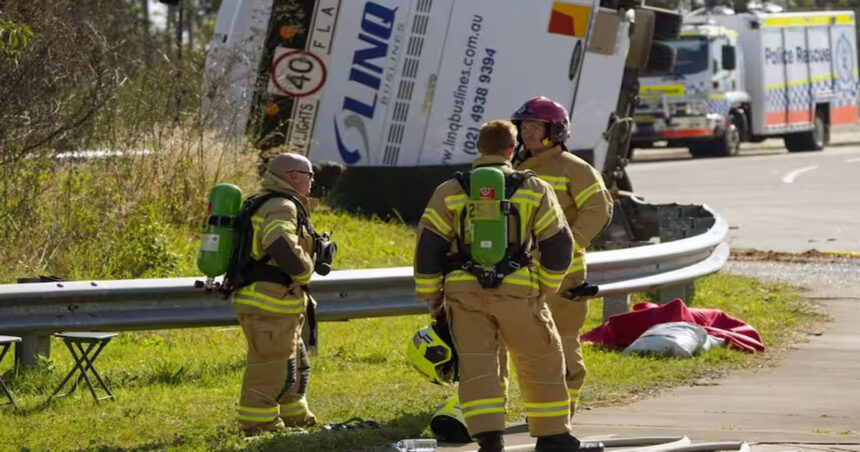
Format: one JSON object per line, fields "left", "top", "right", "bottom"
{"left": 268, "top": 152, "right": 312, "bottom": 179}
{"left": 267, "top": 152, "right": 314, "bottom": 196}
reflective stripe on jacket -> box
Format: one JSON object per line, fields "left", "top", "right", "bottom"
{"left": 515, "top": 146, "right": 613, "bottom": 289}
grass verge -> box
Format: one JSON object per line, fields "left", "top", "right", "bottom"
{"left": 0, "top": 272, "right": 824, "bottom": 451}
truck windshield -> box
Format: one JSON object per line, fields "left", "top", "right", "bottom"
{"left": 644, "top": 36, "right": 708, "bottom": 76}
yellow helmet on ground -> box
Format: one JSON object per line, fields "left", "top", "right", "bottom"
{"left": 407, "top": 317, "right": 457, "bottom": 386}
{"left": 430, "top": 395, "right": 472, "bottom": 443}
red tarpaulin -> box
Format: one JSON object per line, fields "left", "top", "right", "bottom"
{"left": 581, "top": 299, "right": 765, "bottom": 353}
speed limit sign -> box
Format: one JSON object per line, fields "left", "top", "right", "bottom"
{"left": 269, "top": 48, "right": 328, "bottom": 98}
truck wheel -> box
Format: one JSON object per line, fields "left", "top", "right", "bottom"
{"left": 784, "top": 134, "right": 805, "bottom": 152}
{"left": 785, "top": 111, "right": 826, "bottom": 152}
{"left": 809, "top": 111, "right": 827, "bottom": 150}
{"left": 688, "top": 142, "right": 712, "bottom": 158}
{"left": 711, "top": 114, "right": 742, "bottom": 157}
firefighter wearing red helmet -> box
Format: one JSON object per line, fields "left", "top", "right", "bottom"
{"left": 511, "top": 96, "right": 614, "bottom": 422}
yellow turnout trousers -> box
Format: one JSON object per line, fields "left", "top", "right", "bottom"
{"left": 546, "top": 291, "right": 588, "bottom": 419}
{"left": 498, "top": 292, "right": 588, "bottom": 422}
{"left": 446, "top": 292, "right": 571, "bottom": 438}
{"left": 235, "top": 307, "right": 316, "bottom": 432}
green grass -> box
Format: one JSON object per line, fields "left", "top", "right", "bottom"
{"left": 0, "top": 272, "right": 824, "bottom": 451}
{"left": 312, "top": 209, "right": 416, "bottom": 270}
{"left": 0, "top": 148, "right": 417, "bottom": 283}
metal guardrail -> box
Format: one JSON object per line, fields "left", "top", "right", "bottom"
{"left": 0, "top": 203, "right": 728, "bottom": 339}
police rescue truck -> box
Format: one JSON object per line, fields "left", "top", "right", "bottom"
{"left": 202, "top": 0, "right": 679, "bottom": 217}
{"left": 632, "top": 9, "right": 859, "bottom": 157}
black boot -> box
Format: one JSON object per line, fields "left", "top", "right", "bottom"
{"left": 474, "top": 430, "right": 504, "bottom": 452}
{"left": 535, "top": 433, "right": 604, "bottom": 452}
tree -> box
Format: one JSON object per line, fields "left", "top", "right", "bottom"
{"left": 0, "top": 0, "right": 143, "bottom": 160}
{"left": 0, "top": 11, "right": 33, "bottom": 54}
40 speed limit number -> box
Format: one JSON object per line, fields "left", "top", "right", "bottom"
{"left": 269, "top": 48, "right": 328, "bottom": 98}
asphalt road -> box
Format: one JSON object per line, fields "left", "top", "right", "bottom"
{"left": 627, "top": 129, "right": 860, "bottom": 253}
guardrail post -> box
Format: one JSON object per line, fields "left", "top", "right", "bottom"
{"left": 16, "top": 335, "right": 51, "bottom": 367}
{"left": 15, "top": 276, "right": 59, "bottom": 367}
{"left": 658, "top": 282, "right": 695, "bottom": 304}
{"left": 602, "top": 294, "right": 630, "bottom": 321}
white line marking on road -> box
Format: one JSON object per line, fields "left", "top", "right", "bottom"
{"left": 846, "top": 158, "right": 860, "bottom": 163}
{"left": 782, "top": 165, "right": 819, "bottom": 183}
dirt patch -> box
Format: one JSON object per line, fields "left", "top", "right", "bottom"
{"left": 730, "top": 249, "right": 860, "bottom": 263}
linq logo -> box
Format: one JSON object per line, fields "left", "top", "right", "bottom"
{"left": 479, "top": 187, "right": 496, "bottom": 200}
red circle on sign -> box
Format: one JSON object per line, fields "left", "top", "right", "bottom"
{"left": 269, "top": 49, "right": 327, "bottom": 98}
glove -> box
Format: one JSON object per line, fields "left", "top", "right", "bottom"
{"left": 427, "top": 296, "right": 444, "bottom": 317}
{"left": 562, "top": 282, "right": 599, "bottom": 300}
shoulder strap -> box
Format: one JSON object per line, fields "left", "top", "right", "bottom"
{"left": 243, "top": 192, "right": 281, "bottom": 213}
{"left": 449, "top": 171, "right": 471, "bottom": 260}
{"left": 243, "top": 191, "right": 313, "bottom": 237}
{"left": 456, "top": 169, "right": 534, "bottom": 200}
{"left": 504, "top": 170, "right": 535, "bottom": 199}
{"left": 453, "top": 170, "right": 471, "bottom": 195}
{"left": 277, "top": 192, "right": 315, "bottom": 237}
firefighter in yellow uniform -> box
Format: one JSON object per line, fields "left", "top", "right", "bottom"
{"left": 414, "top": 120, "right": 603, "bottom": 452}
{"left": 232, "top": 153, "right": 319, "bottom": 435}
{"left": 512, "top": 97, "right": 614, "bottom": 421}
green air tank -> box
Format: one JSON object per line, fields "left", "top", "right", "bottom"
{"left": 468, "top": 167, "right": 507, "bottom": 267}
{"left": 197, "top": 183, "right": 242, "bottom": 278}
